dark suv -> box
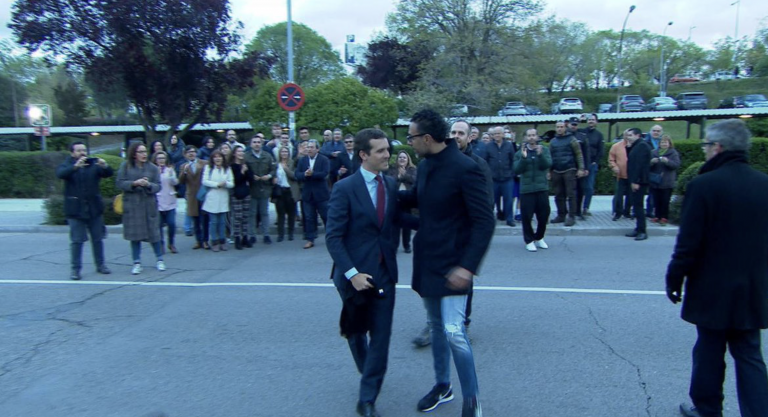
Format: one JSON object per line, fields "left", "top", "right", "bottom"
{"left": 675, "top": 92, "right": 708, "bottom": 110}
{"left": 719, "top": 94, "right": 768, "bottom": 108}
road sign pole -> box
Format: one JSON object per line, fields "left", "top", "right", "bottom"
{"left": 287, "top": 0, "right": 295, "bottom": 142}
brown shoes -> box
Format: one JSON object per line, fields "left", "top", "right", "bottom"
{"left": 304, "top": 241, "right": 314, "bottom": 249}
{"left": 192, "top": 242, "right": 202, "bottom": 250}
{"left": 168, "top": 244, "right": 178, "bottom": 254}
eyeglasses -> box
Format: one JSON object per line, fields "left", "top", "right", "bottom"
{"left": 701, "top": 141, "right": 718, "bottom": 148}
{"left": 344, "top": 141, "right": 353, "bottom": 144}
{"left": 136, "top": 150, "right": 148, "bottom": 154}
{"left": 407, "top": 133, "right": 427, "bottom": 141}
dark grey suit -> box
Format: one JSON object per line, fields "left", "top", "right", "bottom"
{"left": 326, "top": 169, "right": 399, "bottom": 404}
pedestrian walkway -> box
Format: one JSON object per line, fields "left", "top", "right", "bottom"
{"left": 0, "top": 196, "right": 678, "bottom": 237}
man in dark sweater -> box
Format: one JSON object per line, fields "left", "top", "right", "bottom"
{"left": 624, "top": 127, "right": 651, "bottom": 241}
{"left": 579, "top": 114, "right": 605, "bottom": 215}
{"left": 567, "top": 117, "right": 590, "bottom": 220}
{"left": 549, "top": 121, "right": 586, "bottom": 227}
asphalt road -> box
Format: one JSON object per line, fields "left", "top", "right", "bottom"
{"left": 0, "top": 233, "right": 763, "bottom": 417}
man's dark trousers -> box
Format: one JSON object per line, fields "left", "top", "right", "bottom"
{"left": 630, "top": 185, "right": 647, "bottom": 233}
{"left": 345, "top": 271, "right": 395, "bottom": 403}
{"left": 690, "top": 326, "right": 768, "bottom": 417}
{"left": 302, "top": 199, "right": 328, "bottom": 242}
{"left": 613, "top": 179, "right": 631, "bottom": 217}
{"left": 551, "top": 170, "right": 577, "bottom": 217}
{"left": 68, "top": 215, "right": 105, "bottom": 271}
{"left": 520, "top": 191, "right": 550, "bottom": 243}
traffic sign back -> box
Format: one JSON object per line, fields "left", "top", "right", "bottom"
{"left": 277, "top": 83, "right": 305, "bottom": 112}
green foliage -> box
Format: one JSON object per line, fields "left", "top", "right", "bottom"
{"left": 668, "top": 161, "right": 706, "bottom": 224}
{"left": 247, "top": 22, "right": 344, "bottom": 87}
{"left": 244, "top": 79, "right": 286, "bottom": 133}
{"left": 53, "top": 73, "right": 89, "bottom": 125}
{"left": 747, "top": 118, "right": 768, "bottom": 137}
{"left": 0, "top": 151, "right": 67, "bottom": 197}
{"left": 0, "top": 136, "right": 29, "bottom": 151}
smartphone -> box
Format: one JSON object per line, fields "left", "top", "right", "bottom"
{"left": 86, "top": 157, "right": 98, "bottom": 165}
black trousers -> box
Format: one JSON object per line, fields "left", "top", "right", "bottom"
{"left": 520, "top": 191, "right": 550, "bottom": 244}
{"left": 344, "top": 276, "right": 396, "bottom": 404}
{"left": 690, "top": 326, "right": 768, "bottom": 417}
{"left": 551, "top": 170, "right": 577, "bottom": 218}
{"left": 575, "top": 176, "right": 586, "bottom": 216}
{"left": 613, "top": 178, "right": 631, "bottom": 216}
{"left": 630, "top": 185, "right": 647, "bottom": 233}
{"left": 650, "top": 187, "right": 672, "bottom": 220}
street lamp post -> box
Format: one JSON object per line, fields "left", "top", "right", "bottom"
{"left": 286, "top": 0, "right": 295, "bottom": 142}
{"left": 615, "top": 5, "right": 636, "bottom": 115}
{"left": 660, "top": 21, "right": 673, "bottom": 97}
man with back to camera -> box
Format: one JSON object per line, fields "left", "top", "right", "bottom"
{"left": 56, "top": 142, "right": 114, "bottom": 280}
{"left": 326, "top": 128, "right": 400, "bottom": 417}
{"left": 400, "top": 109, "right": 495, "bottom": 417}
{"left": 666, "top": 119, "right": 768, "bottom": 417}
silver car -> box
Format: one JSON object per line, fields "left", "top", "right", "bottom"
{"left": 645, "top": 96, "right": 678, "bottom": 111}
{"left": 499, "top": 101, "right": 527, "bottom": 116}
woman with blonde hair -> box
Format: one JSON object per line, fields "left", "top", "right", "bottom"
{"left": 273, "top": 146, "right": 300, "bottom": 242}
{"left": 649, "top": 134, "right": 681, "bottom": 225}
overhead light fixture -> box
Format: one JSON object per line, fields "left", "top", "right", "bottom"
{"left": 90, "top": 132, "right": 101, "bottom": 136}
{"left": 216, "top": 129, "right": 225, "bottom": 133}
{"left": 739, "top": 114, "right": 753, "bottom": 119}
{"left": 653, "top": 117, "right": 665, "bottom": 121}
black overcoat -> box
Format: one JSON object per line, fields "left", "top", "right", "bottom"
{"left": 666, "top": 151, "right": 768, "bottom": 330}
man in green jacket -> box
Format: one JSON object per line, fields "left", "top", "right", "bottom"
{"left": 514, "top": 128, "right": 552, "bottom": 252}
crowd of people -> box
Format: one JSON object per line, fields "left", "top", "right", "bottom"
{"left": 55, "top": 114, "right": 768, "bottom": 417}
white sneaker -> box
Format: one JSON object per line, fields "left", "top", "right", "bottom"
{"left": 156, "top": 260, "right": 166, "bottom": 272}
{"left": 535, "top": 239, "right": 549, "bottom": 249}
{"left": 525, "top": 242, "right": 537, "bottom": 252}
{"left": 131, "top": 263, "right": 142, "bottom": 275}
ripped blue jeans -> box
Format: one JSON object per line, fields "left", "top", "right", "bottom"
{"left": 424, "top": 295, "right": 479, "bottom": 399}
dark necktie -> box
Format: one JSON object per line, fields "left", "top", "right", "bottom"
{"left": 375, "top": 175, "right": 385, "bottom": 227}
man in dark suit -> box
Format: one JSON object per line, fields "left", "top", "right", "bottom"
{"left": 667, "top": 119, "right": 768, "bottom": 417}
{"left": 624, "top": 127, "right": 651, "bottom": 241}
{"left": 400, "top": 109, "right": 495, "bottom": 417}
{"left": 295, "top": 139, "right": 330, "bottom": 249}
{"left": 326, "top": 128, "right": 399, "bottom": 417}
{"left": 330, "top": 133, "right": 359, "bottom": 185}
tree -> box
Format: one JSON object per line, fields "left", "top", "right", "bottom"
{"left": 247, "top": 22, "right": 344, "bottom": 87}
{"left": 53, "top": 71, "right": 88, "bottom": 125}
{"left": 245, "top": 77, "right": 398, "bottom": 135}
{"left": 357, "top": 36, "right": 431, "bottom": 95}
{"left": 11, "top": 0, "right": 269, "bottom": 141}
{"left": 745, "top": 28, "right": 768, "bottom": 77}
{"left": 0, "top": 40, "right": 45, "bottom": 126}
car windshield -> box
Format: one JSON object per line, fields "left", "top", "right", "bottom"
{"left": 744, "top": 94, "right": 767, "bottom": 101}
{"left": 656, "top": 97, "right": 674, "bottom": 102}
{"left": 624, "top": 96, "right": 642, "bottom": 100}
{"left": 681, "top": 93, "right": 705, "bottom": 99}
{"left": 506, "top": 102, "right": 523, "bottom": 107}
{"left": 563, "top": 99, "right": 580, "bottom": 103}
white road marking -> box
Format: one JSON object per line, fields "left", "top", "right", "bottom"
{"left": 0, "top": 280, "right": 665, "bottom": 295}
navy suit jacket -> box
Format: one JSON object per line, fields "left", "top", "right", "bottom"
{"left": 326, "top": 170, "right": 399, "bottom": 301}
{"left": 330, "top": 151, "right": 359, "bottom": 184}
{"left": 295, "top": 154, "right": 331, "bottom": 202}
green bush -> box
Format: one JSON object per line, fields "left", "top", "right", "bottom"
{"left": 669, "top": 161, "right": 705, "bottom": 224}
{"left": 0, "top": 151, "right": 68, "bottom": 197}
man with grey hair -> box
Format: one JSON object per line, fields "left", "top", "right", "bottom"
{"left": 479, "top": 126, "right": 517, "bottom": 226}
{"left": 667, "top": 119, "right": 768, "bottom": 417}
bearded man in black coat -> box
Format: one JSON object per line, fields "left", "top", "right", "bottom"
{"left": 666, "top": 119, "right": 768, "bottom": 417}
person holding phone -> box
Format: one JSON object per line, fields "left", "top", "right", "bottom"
{"left": 56, "top": 142, "right": 113, "bottom": 280}
{"left": 514, "top": 129, "right": 552, "bottom": 252}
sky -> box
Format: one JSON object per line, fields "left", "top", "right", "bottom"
{"left": 0, "top": 0, "right": 766, "bottom": 53}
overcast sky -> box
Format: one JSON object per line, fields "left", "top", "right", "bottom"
{"left": 1, "top": 0, "right": 765, "bottom": 52}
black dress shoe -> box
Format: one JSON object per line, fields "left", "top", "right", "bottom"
{"left": 635, "top": 232, "right": 648, "bottom": 241}
{"left": 625, "top": 230, "right": 638, "bottom": 238}
{"left": 612, "top": 214, "right": 621, "bottom": 221}
{"left": 70, "top": 269, "right": 82, "bottom": 281}
{"left": 356, "top": 401, "right": 381, "bottom": 417}
{"left": 679, "top": 402, "right": 703, "bottom": 417}
{"left": 506, "top": 220, "right": 516, "bottom": 227}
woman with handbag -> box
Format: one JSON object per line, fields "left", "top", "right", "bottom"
{"left": 230, "top": 146, "right": 252, "bottom": 249}
{"left": 202, "top": 150, "right": 234, "bottom": 251}
{"left": 151, "top": 151, "right": 179, "bottom": 254}
{"left": 116, "top": 142, "right": 165, "bottom": 275}
{"left": 649, "top": 135, "right": 681, "bottom": 225}
{"left": 273, "top": 146, "right": 300, "bottom": 242}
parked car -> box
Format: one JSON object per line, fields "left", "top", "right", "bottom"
{"left": 499, "top": 101, "right": 527, "bottom": 116}
{"left": 612, "top": 95, "right": 645, "bottom": 112}
{"left": 675, "top": 92, "right": 708, "bottom": 110}
{"left": 597, "top": 103, "right": 613, "bottom": 113}
{"left": 710, "top": 70, "right": 737, "bottom": 81}
{"left": 553, "top": 97, "right": 583, "bottom": 114}
{"left": 645, "top": 96, "right": 678, "bottom": 111}
{"left": 449, "top": 104, "right": 469, "bottom": 116}
{"left": 525, "top": 105, "right": 543, "bottom": 115}
{"left": 669, "top": 74, "right": 701, "bottom": 83}
{"left": 719, "top": 94, "right": 768, "bottom": 108}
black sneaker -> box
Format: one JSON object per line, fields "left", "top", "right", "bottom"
{"left": 417, "top": 384, "right": 453, "bottom": 412}
{"left": 263, "top": 236, "right": 272, "bottom": 245}
{"left": 70, "top": 269, "right": 82, "bottom": 281}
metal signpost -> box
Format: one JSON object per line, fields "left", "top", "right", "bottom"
{"left": 28, "top": 104, "right": 52, "bottom": 151}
